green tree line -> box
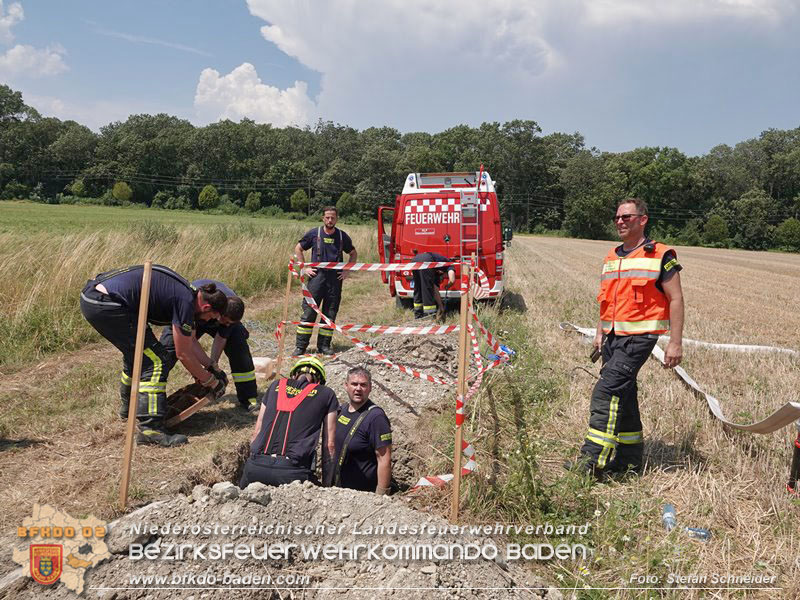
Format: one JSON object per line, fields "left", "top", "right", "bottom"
{"left": 2, "top": 84, "right": 800, "bottom": 251}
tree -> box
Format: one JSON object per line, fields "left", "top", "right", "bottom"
{"left": 198, "top": 184, "right": 220, "bottom": 210}
{"left": 0, "top": 84, "right": 40, "bottom": 124}
{"left": 775, "top": 218, "right": 800, "bottom": 252}
{"left": 152, "top": 190, "right": 171, "bottom": 208}
{"left": 730, "top": 189, "right": 775, "bottom": 250}
{"left": 112, "top": 181, "right": 133, "bottom": 203}
{"left": 245, "top": 191, "right": 262, "bottom": 212}
{"left": 70, "top": 179, "right": 86, "bottom": 197}
{"left": 290, "top": 189, "right": 309, "bottom": 213}
{"left": 336, "top": 191, "right": 358, "bottom": 216}
{"left": 703, "top": 214, "right": 729, "bottom": 247}
{"left": 563, "top": 195, "right": 611, "bottom": 239}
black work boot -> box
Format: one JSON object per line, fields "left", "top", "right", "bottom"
{"left": 239, "top": 398, "right": 260, "bottom": 414}
{"left": 136, "top": 392, "right": 188, "bottom": 446}
{"left": 292, "top": 346, "right": 307, "bottom": 356}
{"left": 317, "top": 335, "right": 334, "bottom": 356}
{"left": 606, "top": 444, "right": 643, "bottom": 476}
{"left": 136, "top": 429, "right": 188, "bottom": 447}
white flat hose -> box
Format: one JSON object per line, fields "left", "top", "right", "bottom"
{"left": 559, "top": 323, "right": 800, "bottom": 434}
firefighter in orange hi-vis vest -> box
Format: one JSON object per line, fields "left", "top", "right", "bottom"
{"left": 568, "top": 198, "right": 685, "bottom": 478}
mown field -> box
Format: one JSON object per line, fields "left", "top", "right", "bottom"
{"left": 423, "top": 236, "right": 800, "bottom": 598}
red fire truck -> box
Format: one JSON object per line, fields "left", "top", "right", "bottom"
{"left": 377, "top": 169, "right": 512, "bottom": 307}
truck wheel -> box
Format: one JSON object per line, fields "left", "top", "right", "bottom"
{"left": 396, "top": 297, "right": 413, "bottom": 310}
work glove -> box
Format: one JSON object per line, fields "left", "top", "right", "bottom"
{"left": 208, "top": 363, "right": 229, "bottom": 389}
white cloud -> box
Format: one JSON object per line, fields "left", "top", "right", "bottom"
{"left": 237, "top": 0, "right": 796, "bottom": 138}
{"left": 582, "top": 0, "right": 794, "bottom": 26}
{"left": 0, "top": 43, "right": 67, "bottom": 77}
{"left": 0, "top": 0, "right": 23, "bottom": 45}
{"left": 193, "top": 62, "right": 317, "bottom": 126}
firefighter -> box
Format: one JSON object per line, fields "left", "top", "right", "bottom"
{"left": 239, "top": 357, "right": 338, "bottom": 487}
{"left": 160, "top": 278, "right": 259, "bottom": 413}
{"left": 293, "top": 207, "right": 357, "bottom": 356}
{"left": 331, "top": 367, "right": 392, "bottom": 494}
{"left": 411, "top": 251, "right": 456, "bottom": 319}
{"left": 570, "top": 198, "right": 684, "bottom": 477}
{"left": 79, "top": 265, "right": 227, "bottom": 446}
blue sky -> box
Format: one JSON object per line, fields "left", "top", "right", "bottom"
{"left": 1, "top": 0, "right": 798, "bottom": 156}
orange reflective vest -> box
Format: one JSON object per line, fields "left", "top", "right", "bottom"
{"left": 597, "top": 242, "right": 673, "bottom": 335}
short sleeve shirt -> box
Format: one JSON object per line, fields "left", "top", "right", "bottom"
{"left": 299, "top": 227, "right": 355, "bottom": 262}
{"left": 615, "top": 240, "right": 682, "bottom": 292}
{"left": 333, "top": 400, "right": 392, "bottom": 491}
{"left": 252, "top": 378, "right": 339, "bottom": 469}
{"left": 100, "top": 265, "right": 196, "bottom": 336}
{"left": 192, "top": 278, "right": 236, "bottom": 338}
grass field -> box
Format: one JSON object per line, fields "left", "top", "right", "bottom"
{"left": 0, "top": 200, "right": 294, "bottom": 233}
{"left": 0, "top": 201, "right": 378, "bottom": 369}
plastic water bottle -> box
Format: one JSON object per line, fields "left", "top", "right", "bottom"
{"left": 499, "top": 344, "right": 515, "bottom": 357}
{"left": 662, "top": 504, "right": 677, "bottom": 532}
{"left": 685, "top": 527, "right": 712, "bottom": 542}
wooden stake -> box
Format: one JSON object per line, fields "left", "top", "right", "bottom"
{"left": 450, "top": 254, "right": 474, "bottom": 523}
{"left": 119, "top": 261, "right": 153, "bottom": 509}
{"left": 274, "top": 264, "right": 293, "bottom": 378}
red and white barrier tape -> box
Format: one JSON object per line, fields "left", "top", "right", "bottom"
{"left": 283, "top": 256, "right": 511, "bottom": 490}
{"left": 410, "top": 440, "right": 477, "bottom": 489}
{"left": 289, "top": 257, "right": 491, "bottom": 294}
{"left": 275, "top": 320, "right": 458, "bottom": 339}
{"left": 293, "top": 265, "right": 454, "bottom": 386}
{"left": 471, "top": 312, "right": 510, "bottom": 359}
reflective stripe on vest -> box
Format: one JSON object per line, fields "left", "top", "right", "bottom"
{"left": 598, "top": 242, "right": 672, "bottom": 336}
{"left": 263, "top": 378, "right": 319, "bottom": 456}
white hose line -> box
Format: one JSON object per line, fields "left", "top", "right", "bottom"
{"left": 560, "top": 322, "right": 800, "bottom": 434}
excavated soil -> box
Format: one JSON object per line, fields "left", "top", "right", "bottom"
{"left": 4, "top": 482, "right": 559, "bottom": 599}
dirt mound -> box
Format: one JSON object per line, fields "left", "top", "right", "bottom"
{"left": 4, "top": 482, "right": 558, "bottom": 599}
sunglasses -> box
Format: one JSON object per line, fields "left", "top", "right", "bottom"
{"left": 613, "top": 213, "right": 643, "bottom": 223}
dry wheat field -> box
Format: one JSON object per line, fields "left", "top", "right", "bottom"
{"left": 505, "top": 236, "right": 800, "bottom": 597}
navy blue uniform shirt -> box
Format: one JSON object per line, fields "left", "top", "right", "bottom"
{"left": 99, "top": 265, "right": 196, "bottom": 336}
{"left": 299, "top": 227, "right": 354, "bottom": 263}
{"left": 333, "top": 400, "right": 392, "bottom": 492}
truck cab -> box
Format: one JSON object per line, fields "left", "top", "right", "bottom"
{"left": 378, "top": 170, "right": 506, "bottom": 304}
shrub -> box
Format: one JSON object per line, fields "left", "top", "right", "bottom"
{"left": 336, "top": 192, "right": 358, "bottom": 217}
{"left": 151, "top": 191, "right": 171, "bottom": 208}
{"left": 198, "top": 184, "right": 220, "bottom": 210}
{"left": 164, "top": 195, "right": 190, "bottom": 210}
{"left": 258, "top": 205, "right": 284, "bottom": 218}
{"left": 1, "top": 181, "right": 30, "bottom": 200}
{"left": 216, "top": 199, "right": 242, "bottom": 215}
{"left": 112, "top": 181, "right": 133, "bottom": 204}
{"left": 703, "top": 214, "right": 729, "bottom": 247}
{"left": 245, "top": 191, "right": 262, "bottom": 212}
{"left": 289, "top": 189, "right": 309, "bottom": 213}
{"left": 70, "top": 179, "right": 86, "bottom": 197}
{"left": 775, "top": 218, "right": 800, "bottom": 252}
